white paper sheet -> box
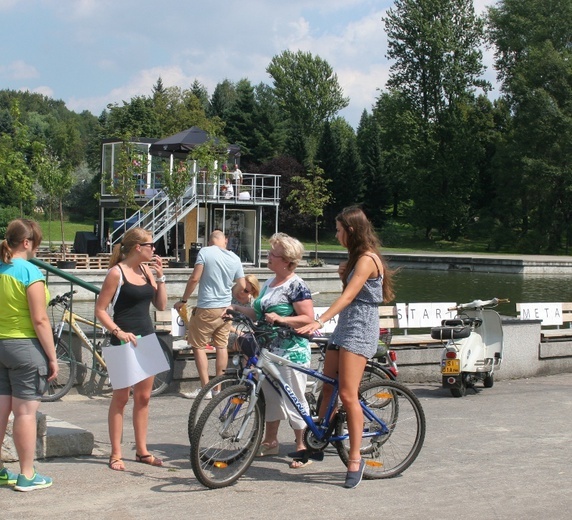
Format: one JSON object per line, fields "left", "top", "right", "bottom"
{"left": 102, "top": 333, "right": 170, "bottom": 390}
{"left": 171, "top": 308, "right": 186, "bottom": 337}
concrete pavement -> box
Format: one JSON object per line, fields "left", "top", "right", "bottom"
{"left": 3, "top": 373, "right": 572, "bottom": 519}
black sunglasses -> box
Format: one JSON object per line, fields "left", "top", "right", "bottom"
{"left": 140, "top": 242, "right": 155, "bottom": 248}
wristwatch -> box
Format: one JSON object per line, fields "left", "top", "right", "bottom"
{"left": 156, "top": 275, "right": 166, "bottom": 283}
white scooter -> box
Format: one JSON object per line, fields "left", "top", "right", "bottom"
{"left": 431, "top": 298, "right": 509, "bottom": 397}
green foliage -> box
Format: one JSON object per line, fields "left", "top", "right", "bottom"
{"left": 267, "top": 50, "right": 349, "bottom": 164}
{"left": 0, "top": 206, "right": 21, "bottom": 238}
{"left": 487, "top": 0, "right": 572, "bottom": 252}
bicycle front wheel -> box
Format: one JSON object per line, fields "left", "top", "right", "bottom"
{"left": 151, "top": 337, "right": 174, "bottom": 397}
{"left": 190, "top": 383, "right": 264, "bottom": 489}
{"left": 41, "top": 339, "right": 77, "bottom": 402}
{"left": 334, "top": 380, "right": 425, "bottom": 479}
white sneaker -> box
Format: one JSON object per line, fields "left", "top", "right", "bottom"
{"left": 183, "top": 388, "right": 211, "bottom": 399}
{"left": 212, "top": 389, "right": 220, "bottom": 397}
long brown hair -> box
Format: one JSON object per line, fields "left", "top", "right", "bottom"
{"left": 108, "top": 227, "right": 152, "bottom": 268}
{"left": 0, "top": 219, "right": 43, "bottom": 264}
{"left": 336, "top": 206, "right": 395, "bottom": 303}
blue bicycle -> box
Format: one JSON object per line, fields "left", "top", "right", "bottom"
{"left": 189, "top": 311, "right": 426, "bottom": 489}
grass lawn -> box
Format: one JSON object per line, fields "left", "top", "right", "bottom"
{"left": 38, "top": 220, "right": 93, "bottom": 245}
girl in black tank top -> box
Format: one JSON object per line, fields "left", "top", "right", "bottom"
{"left": 93, "top": 227, "right": 167, "bottom": 471}
{"left": 111, "top": 265, "right": 155, "bottom": 345}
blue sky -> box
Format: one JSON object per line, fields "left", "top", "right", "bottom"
{"left": 0, "top": 0, "right": 496, "bottom": 129}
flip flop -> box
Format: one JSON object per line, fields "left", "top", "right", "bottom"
{"left": 287, "top": 449, "right": 324, "bottom": 462}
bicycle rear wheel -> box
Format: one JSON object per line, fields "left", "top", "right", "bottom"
{"left": 151, "top": 337, "right": 174, "bottom": 397}
{"left": 188, "top": 372, "right": 243, "bottom": 444}
{"left": 334, "top": 380, "right": 425, "bottom": 479}
{"left": 41, "top": 339, "right": 76, "bottom": 402}
{"left": 190, "top": 383, "right": 264, "bottom": 489}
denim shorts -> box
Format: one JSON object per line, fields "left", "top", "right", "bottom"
{"left": 0, "top": 338, "right": 49, "bottom": 400}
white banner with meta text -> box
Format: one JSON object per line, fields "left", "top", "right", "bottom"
{"left": 518, "top": 303, "right": 563, "bottom": 326}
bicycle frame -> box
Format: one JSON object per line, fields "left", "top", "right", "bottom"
{"left": 55, "top": 308, "right": 108, "bottom": 375}
{"left": 231, "top": 347, "right": 391, "bottom": 444}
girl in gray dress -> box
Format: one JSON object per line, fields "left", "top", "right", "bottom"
{"left": 298, "top": 206, "right": 394, "bottom": 488}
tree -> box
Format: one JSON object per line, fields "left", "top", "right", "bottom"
{"left": 252, "top": 83, "right": 288, "bottom": 163}
{"left": 0, "top": 101, "right": 35, "bottom": 215}
{"left": 188, "top": 138, "right": 228, "bottom": 235}
{"left": 383, "top": 0, "right": 489, "bottom": 239}
{"left": 108, "top": 139, "right": 144, "bottom": 237}
{"left": 372, "top": 92, "right": 420, "bottom": 218}
{"left": 161, "top": 158, "right": 191, "bottom": 262}
{"left": 267, "top": 50, "right": 349, "bottom": 164}
{"left": 487, "top": 0, "right": 572, "bottom": 252}
{"left": 32, "top": 143, "right": 73, "bottom": 258}
{"left": 209, "top": 79, "right": 237, "bottom": 119}
{"left": 190, "top": 79, "right": 211, "bottom": 114}
{"left": 287, "top": 166, "right": 332, "bottom": 264}
{"left": 224, "top": 79, "right": 257, "bottom": 163}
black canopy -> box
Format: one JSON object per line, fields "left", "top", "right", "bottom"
{"left": 149, "top": 126, "right": 240, "bottom": 158}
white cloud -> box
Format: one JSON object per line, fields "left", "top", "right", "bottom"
{"left": 2, "top": 60, "right": 39, "bottom": 80}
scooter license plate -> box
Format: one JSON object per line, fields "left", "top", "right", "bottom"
{"left": 442, "top": 359, "right": 460, "bottom": 374}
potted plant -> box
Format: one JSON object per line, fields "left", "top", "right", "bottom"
{"left": 161, "top": 158, "right": 191, "bottom": 267}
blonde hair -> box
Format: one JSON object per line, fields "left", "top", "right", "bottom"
{"left": 245, "top": 273, "right": 260, "bottom": 298}
{"left": 109, "top": 227, "right": 152, "bottom": 268}
{"left": 269, "top": 232, "right": 304, "bottom": 270}
{"left": 1, "top": 219, "right": 43, "bottom": 264}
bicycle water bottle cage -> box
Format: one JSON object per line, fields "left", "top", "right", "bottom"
{"left": 431, "top": 325, "right": 471, "bottom": 341}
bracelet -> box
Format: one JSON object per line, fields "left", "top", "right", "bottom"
{"left": 111, "top": 327, "right": 121, "bottom": 337}
{"left": 180, "top": 299, "right": 187, "bottom": 304}
{"left": 156, "top": 275, "right": 166, "bottom": 283}
{"left": 315, "top": 318, "right": 325, "bottom": 329}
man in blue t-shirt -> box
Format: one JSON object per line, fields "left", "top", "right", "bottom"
{"left": 174, "top": 230, "right": 245, "bottom": 399}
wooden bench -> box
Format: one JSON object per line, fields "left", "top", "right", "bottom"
{"left": 516, "top": 302, "right": 572, "bottom": 341}
{"left": 378, "top": 305, "right": 442, "bottom": 347}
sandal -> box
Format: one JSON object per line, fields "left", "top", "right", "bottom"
{"left": 135, "top": 453, "right": 163, "bottom": 467}
{"left": 108, "top": 457, "right": 125, "bottom": 471}
{"left": 290, "top": 459, "right": 313, "bottom": 469}
{"left": 256, "top": 442, "right": 279, "bottom": 457}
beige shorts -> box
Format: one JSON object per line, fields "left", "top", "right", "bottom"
{"left": 187, "top": 307, "right": 231, "bottom": 349}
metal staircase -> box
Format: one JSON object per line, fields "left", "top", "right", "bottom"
{"left": 110, "top": 184, "right": 198, "bottom": 247}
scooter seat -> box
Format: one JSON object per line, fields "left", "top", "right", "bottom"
{"left": 431, "top": 325, "right": 471, "bottom": 340}
{"left": 441, "top": 318, "right": 472, "bottom": 327}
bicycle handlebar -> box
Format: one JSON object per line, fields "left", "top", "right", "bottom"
{"left": 48, "top": 290, "right": 77, "bottom": 307}
{"left": 223, "top": 308, "right": 314, "bottom": 341}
